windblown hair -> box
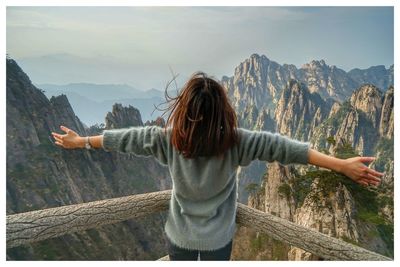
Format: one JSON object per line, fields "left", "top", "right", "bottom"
{"left": 159, "top": 71, "right": 238, "bottom": 158}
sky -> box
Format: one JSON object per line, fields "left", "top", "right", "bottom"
{"left": 6, "top": 6, "right": 394, "bottom": 90}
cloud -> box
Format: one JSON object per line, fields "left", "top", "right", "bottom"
{"left": 7, "top": 6, "right": 393, "bottom": 89}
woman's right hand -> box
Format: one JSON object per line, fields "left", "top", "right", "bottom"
{"left": 51, "top": 125, "right": 85, "bottom": 149}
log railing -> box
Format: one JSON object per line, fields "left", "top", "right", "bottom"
{"left": 6, "top": 190, "right": 392, "bottom": 261}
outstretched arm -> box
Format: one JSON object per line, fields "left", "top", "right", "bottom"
{"left": 51, "top": 126, "right": 103, "bottom": 149}
{"left": 52, "top": 125, "right": 168, "bottom": 165}
{"left": 308, "top": 148, "right": 384, "bottom": 187}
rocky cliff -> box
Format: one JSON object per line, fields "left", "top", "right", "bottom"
{"left": 234, "top": 79, "right": 394, "bottom": 260}
{"left": 222, "top": 53, "right": 393, "bottom": 113}
{"left": 6, "top": 58, "right": 172, "bottom": 260}
{"left": 274, "top": 79, "right": 333, "bottom": 141}
{"left": 105, "top": 103, "right": 143, "bottom": 129}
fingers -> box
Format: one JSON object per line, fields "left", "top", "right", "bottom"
{"left": 365, "top": 172, "right": 382, "bottom": 183}
{"left": 359, "top": 179, "right": 379, "bottom": 187}
{"left": 51, "top": 132, "right": 64, "bottom": 143}
{"left": 51, "top": 132, "right": 63, "bottom": 139}
{"left": 359, "top": 156, "right": 376, "bottom": 163}
{"left": 60, "top": 125, "right": 70, "bottom": 134}
{"left": 54, "top": 141, "right": 65, "bottom": 148}
{"left": 366, "top": 167, "right": 384, "bottom": 177}
{"left": 54, "top": 137, "right": 63, "bottom": 144}
{"left": 360, "top": 171, "right": 381, "bottom": 183}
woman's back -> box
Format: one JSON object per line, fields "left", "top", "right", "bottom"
{"left": 101, "top": 124, "right": 310, "bottom": 251}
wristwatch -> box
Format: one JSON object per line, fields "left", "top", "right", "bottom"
{"left": 85, "top": 136, "right": 92, "bottom": 149}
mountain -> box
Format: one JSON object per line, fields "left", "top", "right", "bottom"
{"left": 6, "top": 58, "right": 172, "bottom": 260}
{"left": 222, "top": 53, "right": 393, "bottom": 114}
{"left": 348, "top": 65, "right": 394, "bottom": 91}
{"left": 38, "top": 83, "right": 164, "bottom": 102}
{"left": 274, "top": 80, "right": 334, "bottom": 141}
{"left": 224, "top": 52, "right": 393, "bottom": 210}
{"left": 231, "top": 79, "right": 394, "bottom": 259}
{"left": 37, "top": 83, "right": 165, "bottom": 126}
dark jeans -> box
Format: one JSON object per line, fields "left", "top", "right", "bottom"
{"left": 166, "top": 237, "right": 233, "bottom": 261}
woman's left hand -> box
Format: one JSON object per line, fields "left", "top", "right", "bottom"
{"left": 339, "top": 156, "right": 384, "bottom": 187}
{"left": 51, "top": 125, "right": 84, "bottom": 149}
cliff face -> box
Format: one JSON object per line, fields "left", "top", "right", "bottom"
{"left": 222, "top": 54, "right": 292, "bottom": 112}
{"left": 223, "top": 53, "right": 393, "bottom": 208}
{"left": 235, "top": 80, "right": 394, "bottom": 259}
{"left": 274, "top": 80, "right": 332, "bottom": 141}
{"left": 6, "top": 58, "right": 172, "bottom": 260}
{"left": 288, "top": 179, "right": 391, "bottom": 260}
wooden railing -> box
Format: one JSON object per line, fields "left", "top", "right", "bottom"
{"left": 6, "top": 190, "right": 392, "bottom": 261}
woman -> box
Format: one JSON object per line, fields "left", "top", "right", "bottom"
{"left": 51, "top": 72, "right": 383, "bottom": 261}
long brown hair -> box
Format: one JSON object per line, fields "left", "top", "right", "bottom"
{"left": 158, "top": 71, "right": 238, "bottom": 158}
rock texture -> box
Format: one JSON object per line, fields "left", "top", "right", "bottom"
{"left": 105, "top": 103, "right": 143, "bottom": 129}
{"left": 379, "top": 86, "right": 394, "bottom": 138}
{"left": 288, "top": 180, "right": 390, "bottom": 260}
{"left": 6, "top": 58, "right": 172, "bottom": 260}
{"left": 274, "top": 80, "right": 332, "bottom": 141}
{"left": 230, "top": 58, "right": 393, "bottom": 260}
{"left": 222, "top": 53, "right": 393, "bottom": 113}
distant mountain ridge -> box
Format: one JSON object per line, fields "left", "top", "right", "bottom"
{"left": 37, "top": 83, "right": 164, "bottom": 101}
{"left": 38, "top": 83, "right": 165, "bottom": 126}
{"left": 222, "top": 53, "right": 393, "bottom": 113}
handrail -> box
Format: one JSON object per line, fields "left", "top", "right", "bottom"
{"left": 6, "top": 190, "right": 392, "bottom": 260}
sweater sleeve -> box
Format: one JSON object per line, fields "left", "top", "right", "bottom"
{"left": 101, "top": 125, "right": 169, "bottom": 165}
{"left": 237, "top": 128, "right": 310, "bottom": 167}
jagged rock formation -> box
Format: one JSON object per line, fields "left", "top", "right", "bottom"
{"left": 6, "top": 58, "right": 172, "bottom": 260}
{"left": 235, "top": 80, "right": 394, "bottom": 260}
{"left": 105, "top": 103, "right": 143, "bottom": 129}
{"left": 274, "top": 80, "right": 333, "bottom": 141}
{"left": 144, "top": 117, "right": 166, "bottom": 127}
{"left": 348, "top": 65, "right": 394, "bottom": 91}
{"left": 222, "top": 53, "right": 393, "bottom": 113}
{"left": 378, "top": 86, "right": 394, "bottom": 138}
{"left": 350, "top": 84, "right": 383, "bottom": 128}
{"left": 310, "top": 84, "right": 393, "bottom": 164}
{"left": 222, "top": 54, "right": 291, "bottom": 112}
{"left": 288, "top": 179, "right": 390, "bottom": 260}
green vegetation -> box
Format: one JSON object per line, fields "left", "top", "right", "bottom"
{"left": 289, "top": 137, "right": 393, "bottom": 256}
{"left": 325, "top": 100, "right": 352, "bottom": 128}
{"left": 249, "top": 232, "right": 288, "bottom": 260}
{"left": 377, "top": 224, "right": 394, "bottom": 257}
{"left": 250, "top": 232, "right": 269, "bottom": 251}
{"left": 245, "top": 183, "right": 259, "bottom": 195}
{"left": 326, "top": 136, "right": 336, "bottom": 146}
{"left": 277, "top": 182, "right": 291, "bottom": 199}
{"left": 340, "top": 236, "right": 359, "bottom": 246}
{"left": 358, "top": 210, "right": 386, "bottom": 225}
{"left": 34, "top": 242, "right": 58, "bottom": 260}
{"left": 334, "top": 140, "right": 360, "bottom": 159}
{"left": 373, "top": 137, "right": 393, "bottom": 172}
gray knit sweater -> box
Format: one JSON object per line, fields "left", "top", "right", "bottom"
{"left": 101, "top": 126, "right": 310, "bottom": 251}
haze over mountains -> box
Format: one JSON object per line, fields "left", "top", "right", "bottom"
{"left": 35, "top": 53, "right": 393, "bottom": 128}
{"left": 38, "top": 83, "right": 165, "bottom": 126}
